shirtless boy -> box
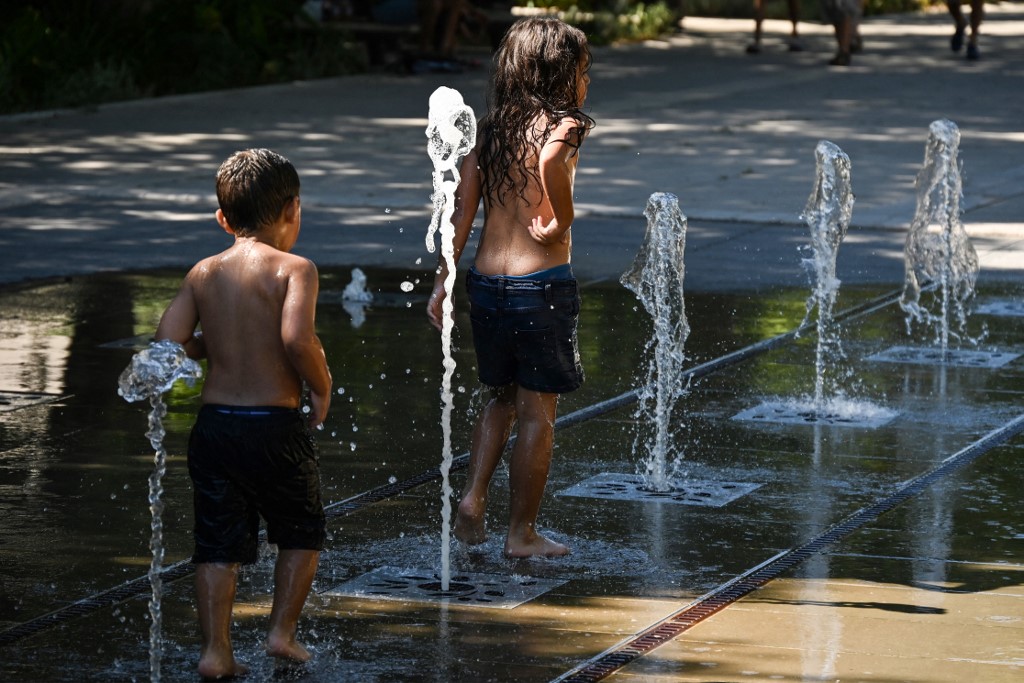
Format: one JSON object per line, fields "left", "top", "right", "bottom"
{"left": 427, "top": 17, "right": 595, "bottom": 558}
{"left": 155, "top": 148, "right": 331, "bottom": 679}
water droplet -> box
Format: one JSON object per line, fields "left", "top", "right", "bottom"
{"left": 384, "top": 208, "right": 391, "bottom": 214}
{"left": 457, "top": 386, "right": 466, "bottom": 393}
{"left": 337, "top": 387, "right": 346, "bottom": 395}
{"left": 415, "top": 257, "right": 422, "bottom": 265}
{"left": 352, "top": 425, "right": 359, "bottom": 432}
{"left": 349, "top": 442, "right": 357, "bottom": 451}
{"left": 380, "top": 373, "right": 386, "bottom": 380}
{"left": 301, "top": 405, "right": 311, "bottom": 414}
{"left": 400, "top": 281, "right": 415, "bottom": 292}
{"left": 388, "top": 476, "right": 398, "bottom": 484}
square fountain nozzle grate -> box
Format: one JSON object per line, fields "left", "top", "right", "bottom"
{"left": 0, "top": 391, "right": 63, "bottom": 412}
{"left": 867, "top": 345, "right": 1021, "bottom": 368}
{"left": 321, "top": 566, "right": 566, "bottom": 609}
{"left": 976, "top": 300, "right": 1024, "bottom": 318}
{"left": 557, "top": 472, "right": 762, "bottom": 507}
{"left": 732, "top": 401, "right": 897, "bottom": 428}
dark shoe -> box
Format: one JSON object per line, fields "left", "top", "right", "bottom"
{"left": 787, "top": 39, "right": 804, "bottom": 52}
{"left": 746, "top": 41, "right": 761, "bottom": 54}
{"left": 851, "top": 34, "right": 864, "bottom": 54}
{"left": 951, "top": 25, "right": 965, "bottom": 52}
{"left": 828, "top": 51, "right": 851, "bottom": 67}
{"left": 966, "top": 43, "right": 980, "bottom": 60}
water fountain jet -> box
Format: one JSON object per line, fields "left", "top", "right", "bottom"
{"left": 621, "top": 192, "right": 690, "bottom": 491}
{"left": 117, "top": 339, "right": 202, "bottom": 683}
{"left": 425, "top": 86, "right": 476, "bottom": 591}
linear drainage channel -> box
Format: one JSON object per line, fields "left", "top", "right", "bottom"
{"left": 322, "top": 566, "right": 566, "bottom": 609}
{"left": 732, "top": 400, "right": 898, "bottom": 428}
{"left": 867, "top": 344, "right": 1021, "bottom": 368}
{"left": 557, "top": 473, "right": 762, "bottom": 507}
{"left": 550, "top": 411, "right": 1024, "bottom": 683}
{"left": 0, "top": 288, "right": 904, "bottom": 647}
{"left": 0, "top": 391, "right": 65, "bottom": 412}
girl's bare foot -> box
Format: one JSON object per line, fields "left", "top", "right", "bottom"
{"left": 453, "top": 496, "right": 488, "bottom": 545}
{"left": 265, "top": 635, "right": 312, "bottom": 664}
{"left": 504, "top": 532, "right": 569, "bottom": 558}
{"left": 198, "top": 652, "right": 249, "bottom": 681}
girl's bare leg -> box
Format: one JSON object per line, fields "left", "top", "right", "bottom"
{"left": 454, "top": 384, "right": 516, "bottom": 545}
{"left": 195, "top": 562, "right": 249, "bottom": 681}
{"left": 266, "top": 549, "right": 319, "bottom": 663}
{"left": 505, "top": 387, "right": 568, "bottom": 558}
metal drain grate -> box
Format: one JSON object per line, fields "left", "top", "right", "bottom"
{"left": 0, "top": 391, "right": 63, "bottom": 412}
{"left": 733, "top": 401, "right": 897, "bottom": 428}
{"left": 867, "top": 345, "right": 1020, "bottom": 368}
{"left": 321, "top": 566, "right": 565, "bottom": 609}
{"left": 976, "top": 300, "right": 1024, "bottom": 317}
{"left": 557, "top": 473, "right": 762, "bottom": 507}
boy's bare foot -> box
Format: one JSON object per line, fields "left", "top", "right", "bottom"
{"left": 453, "top": 497, "right": 488, "bottom": 545}
{"left": 504, "top": 532, "right": 569, "bottom": 558}
{"left": 197, "top": 652, "right": 249, "bottom": 681}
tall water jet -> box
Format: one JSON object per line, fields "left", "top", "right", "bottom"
{"left": 425, "top": 86, "right": 475, "bottom": 590}
{"left": 799, "top": 140, "right": 853, "bottom": 411}
{"left": 900, "top": 119, "right": 979, "bottom": 358}
{"left": 621, "top": 192, "right": 689, "bottom": 492}
{"left": 117, "top": 339, "right": 202, "bottom": 683}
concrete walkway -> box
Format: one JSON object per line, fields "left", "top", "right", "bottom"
{"left": 1, "top": 6, "right": 1022, "bottom": 683}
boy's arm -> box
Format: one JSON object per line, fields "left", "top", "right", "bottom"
{"left": 528, "top": 120, "right": 580, "bottom": 245}
{"left": 154, "top": 273, "right": 205, "bottom": 358}
{"left": 282, "top": 259, "right": 332, "bottom": 427}
{"left": 428, "top": 148, "right": 482, "bottom": 331}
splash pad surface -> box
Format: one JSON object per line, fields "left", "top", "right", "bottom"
{"left": 2, "top": 268, "right": 1023, "bottom": 681}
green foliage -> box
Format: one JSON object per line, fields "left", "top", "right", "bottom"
{"left": 0, "top": 0, "right": 364, "bottom": 114}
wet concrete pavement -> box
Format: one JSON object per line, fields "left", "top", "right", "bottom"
{"left": 1, "top": 5, "right": 1024, "bottom": 682}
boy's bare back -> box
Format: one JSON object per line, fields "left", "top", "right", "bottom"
{"left": 182, "top": 239, "right": 319, "bottom": 410}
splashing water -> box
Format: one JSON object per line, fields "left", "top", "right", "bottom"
{"left": 798, "top": 141, "right": 854, "bottom": 411}
{"left": 425, "top": 86, "right": 476, "bottom": 590}
{"left": 342, "top": 267, "right": 373, "bottom": 328}
{"left": 117, "top": 339, "right": 202, "bottom": 682}
{"left": 621, "top": 193, "right": 690, "bottom": 492}
{"left": 900, "top": 119, "right": 980, "bottom": 358}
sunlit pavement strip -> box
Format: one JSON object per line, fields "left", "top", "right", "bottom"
{"left": 732, "top": 401, "right": 899, "bottom": 428}
{"left": 0, "top": 391, "right": 64, "bottom": 412}
{"left": 867, "top": 345, "right": 1022, "bottom": 368}
{"left": 556, "top": 472, "right": 762, "bottom": 507}
{"left": 321, "top": 566, "right": 567, "bottom": 609}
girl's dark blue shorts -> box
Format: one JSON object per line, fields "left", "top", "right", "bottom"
{"left": 187, "top": 405, "right": 325, "bottom": 564}
{"left": 466, "top": 267, "right": 584, "bottom": 394}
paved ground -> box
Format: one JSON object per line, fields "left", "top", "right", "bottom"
{"left": 1, "top": 5, "right": 1023, "bottom": 682}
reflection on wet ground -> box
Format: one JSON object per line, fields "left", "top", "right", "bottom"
{"left": 1, "top": 267, "right": 1022, "bottom": 681}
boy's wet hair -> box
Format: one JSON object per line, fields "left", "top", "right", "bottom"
{"left": 216, "top": 148, "right": 300, "bottom": 235}
{"left": 481, "top": 16, "right": 595, "bottom": 206}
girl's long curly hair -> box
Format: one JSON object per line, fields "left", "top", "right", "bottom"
{"left": 479, "top": 17, "right": 596, "bottom": 207}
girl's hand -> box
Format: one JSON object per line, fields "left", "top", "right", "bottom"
{"left": 427, "top": 283, "right": 448, "bottom": 331}
{"left": 528, "top": 216, "right": 569, "bottom": 245}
